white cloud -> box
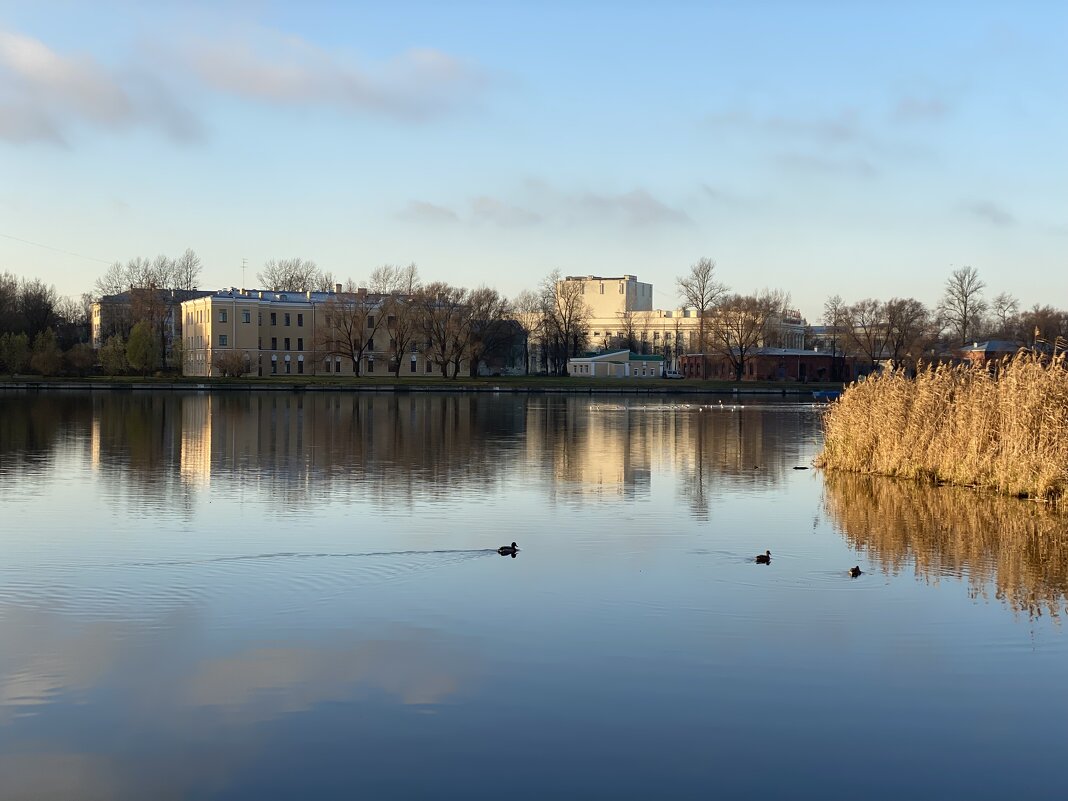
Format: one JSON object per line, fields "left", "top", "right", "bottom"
{"left": 396, "top": 200, "right": 460, "bottom": 223}
{"left": 183, "top": 33, "right": 488, "bottom": 121}
{"left": 0, "top": 28, "right": 203, "bottom": 145}
{"left": 470, "top": 195, "right": 542, "bottom": 226}
{"left": 961, "top": 199, "right": 1015, "bottom": 226}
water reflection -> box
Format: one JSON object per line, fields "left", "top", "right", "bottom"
{"left": 0, "top": 392, "right": 817, "bottom": 518}
{"left": 823, "top": 472, "right": 1068, "bottom": 618}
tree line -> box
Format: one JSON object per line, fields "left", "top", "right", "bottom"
{"left": 813, "top": 266, "right": 1068, "bottom": 378}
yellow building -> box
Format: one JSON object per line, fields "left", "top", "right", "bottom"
{"left": 181, "top": 287, "right": 442, "bottom": 377}
{"left": 558, "top": 274, "right": 806, "bottom": 363}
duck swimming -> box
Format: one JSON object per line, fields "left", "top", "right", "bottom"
{"left": 498, "top": 542, "right": 519, "bottom": 556}
{"left": 755, "top": 550, "right": 771, "bottom": 564}
{"left": 849, "top": 566, "right": 863, "bottom": 578}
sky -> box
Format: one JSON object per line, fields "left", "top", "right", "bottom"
{"left": 0, "top": 0, "right": 1065, "bottom": 322}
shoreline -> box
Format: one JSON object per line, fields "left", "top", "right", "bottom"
{"left": 0, "top": 377, "right": 840, "bottom": 396}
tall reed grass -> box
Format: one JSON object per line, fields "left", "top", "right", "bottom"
{"left": 816, "top": 354, "right": 1068, "bottom": 505}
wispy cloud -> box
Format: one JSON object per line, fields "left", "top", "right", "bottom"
{"left": 892, "top": 95, "right": 951, "bottom": 122}
{"left": 705, "top": 107, "right": 865, "bottom": 145}
{"left": 575, "top": 188, "right": 691, "bottom": 226}
{"left": 0, "top": 28, "right": 202, "bottom": 146}
{"left": 396, "top": 200, "right": 459, "bottom": 224}
{"left": 470, "top": 196, "right": 542, "bottom": 226}
{"left": 182, "top": 33, "right": 489, "bottom": 121}
{"left": 777, "top": 152, "right": 879, "bottom": 180}
{"left": 961, "top": 199, "right": 1015, "bottom": 226}
{"left": 397, "top": 184, "right": 691, "bottom": 229}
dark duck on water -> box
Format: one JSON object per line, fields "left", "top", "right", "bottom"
{"left": 755, "top": 550, "right": 771, "bottom": 564}
{"left": 498, "top": 542, "right": 519, "bottom": 556}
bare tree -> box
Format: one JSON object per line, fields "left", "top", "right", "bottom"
{"left": 369, "top": 263, "right": 420, "bottom": 294}
{"left": 94, "top": 261, "right": 128, "bottom": 297}
{"left": 316, "top": 290, "right": 386, "bottom": 376}
{"left": 173, "top": 249, "right": 203, "bottom": 291}
{"left": 512, "top": 289, "right": 541, "bottom": 375}
{"left": 939, "top": 266, "right": 987, "bottom": 345}
{"left": 540, "top": 271, "right": 590, "bottom": 375}
{"left": 150, "top": 254, "right": 175, "bottom": 288}
{"left": 990, "top": 292, "right": 1019, "bottom": 338}
{"left": 821, "top": 294, "right": 848, "bottom": 380}
{"left": 708, "top": 289, "right": 789, "bottom": 381}
{"left": 844, "top": 299, "right": 889, "bottom": 369}
{"left": 677, "top": 257, "right": 728, "bottom": 378}
{"left": 884, "top": 297, "right": 931, "bottom": 371}
{"left": 415, "top": 282, "right": 469, "bottom": 378}
{"left": 314, "top": 271, "right": 339, "bottom": 293}
{"left": 258, "top": 258, "right": 321, "bottom": 292}
{"left": 463, "top": 287, "right": 514, "bottom": 377}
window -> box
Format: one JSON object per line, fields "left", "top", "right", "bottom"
{"left": 219, "top": 334, "right": 228, "bottom": 346}
{"left": 258, "top": 311, "right": 263, "bottom": 325}
{"left": 242, "top": 309, "right": 251, "bottom": 323}
{"left": 426, "top": 360, "right": 433, "bottom": 373}
{"left": 297, "top": 338, "right": 303, "bottom": 351}
{"left": 258, "top": 337, "right": 262, "bottom": 349}
{"left": 619, "top": 283, "right": 624, "bottom": 294}
{"left": 410, "top": 358, "right": 417, "bottom": 373}
{"left": 599, "top": 283, "right": 604, "bottom": 294}
{"left": 220, "top": 309, "right": 227, "bottom": 323}
{"left": 271, "top": 337, "right": 277, "bottom": 350}
{"left": 335, "top": 357, "right": 341, "bottom": 373}
{"left": 271, "top": 357, "right": 277, "bottom": 374}
{"left": 368, "top": 337, "right": 375, "bottom": 352}
{"left": 285, "top": 360, "right": 291, "bottom": 374}
{"left": 367, "top": 315, "right": 375, "bottom": 329}
{"left": 387, "top": 315, "right": 396, "bottom": 326}
{"left": 297, "top": 313, "right": 303, "bottom": 327}
{"left": 284, "top": 313, "right": 291, "bottom": 326}
{"left": 297, "top": 360, "right": 304, "bottom": 374}
{"left": 367, "top": 358, "right": 374, "bottom": 373}
{"left": 284, "top": 338, "right": 290, "bottom": 351}
{"left": 270, "top": 312, "right": 277, "bottom": 326}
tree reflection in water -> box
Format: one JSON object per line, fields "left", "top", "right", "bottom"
{"left": 823, "top": 472, "right": 1068, "bottom": 619}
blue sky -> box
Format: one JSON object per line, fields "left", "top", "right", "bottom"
{"left": 1, "top": 0, "right": 1064, "bottom": 321}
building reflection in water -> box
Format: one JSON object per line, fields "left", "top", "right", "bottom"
{"left": 823, "top": 472, "right": 1068, "bottom": 619}
{"left": 0, "top": 392, "right": 818, "bottom": 517}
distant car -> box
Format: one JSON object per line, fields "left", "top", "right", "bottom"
{"left": 663, "top": 370, "right": 683, "bottom": 379}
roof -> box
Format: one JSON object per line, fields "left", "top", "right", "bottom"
{"left": 959, "top": 340, "right": 1021, "bottom": 354}
{"left": 569, "top": 350, "right": 665, "bottom": 363}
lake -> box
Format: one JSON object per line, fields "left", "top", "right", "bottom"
{"left": 1, "top": 390, "right": 1066, "bottom": 800}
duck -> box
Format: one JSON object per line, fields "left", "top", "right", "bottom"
{"left": 498, "top": 542, "right": 519, "bottom": 556}
{"left": 755, "top": 550, "right": 771, "bottom": 564}
{"left": 849, "top": 566, "right": 863, "bottom": 578}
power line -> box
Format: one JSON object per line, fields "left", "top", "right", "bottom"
{"left": 0, "top": 232, "right": 114, "bottom": 265}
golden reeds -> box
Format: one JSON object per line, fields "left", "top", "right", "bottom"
{"left": 816, "top": 354, "right": 1068, "bottom": 505}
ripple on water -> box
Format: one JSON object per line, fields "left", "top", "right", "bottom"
{"left": 0, "top": 549, "right": 497, "bottom": 622}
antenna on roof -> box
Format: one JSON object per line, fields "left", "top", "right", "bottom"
{"left": 241, "top": 257, "right": 247, "bottom": 288}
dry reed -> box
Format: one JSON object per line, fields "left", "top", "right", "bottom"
{"left": 816, "top": 354, "right": 1068, "bottom": 505}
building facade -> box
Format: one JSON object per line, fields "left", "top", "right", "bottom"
{"left": 180, "top": 287, "right": 494, "bottom": 378}
{"left": 557, "top": 274, "right": 806, "bottom": 367}
{"left": 91, "top": 288, "right": 213, "bottom": 364}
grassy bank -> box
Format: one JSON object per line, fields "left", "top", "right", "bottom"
{"left": 816, "top": 354, "right": 1068, "bottom": 505}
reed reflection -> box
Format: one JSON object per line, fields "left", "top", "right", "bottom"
{"left": 823, "top": 472, "right": 1068, "bottom": 618}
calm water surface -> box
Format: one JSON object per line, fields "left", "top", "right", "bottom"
{"left": 1, "top": 391, "right": 1066, "bottom": 800}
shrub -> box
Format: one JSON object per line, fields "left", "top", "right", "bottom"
{"left": 30, "top": 328, "right": 63, "bottom": 376}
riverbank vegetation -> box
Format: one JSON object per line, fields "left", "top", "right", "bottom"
{"left": 816, "top": 354, "right": 1068, "bottom": 505}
